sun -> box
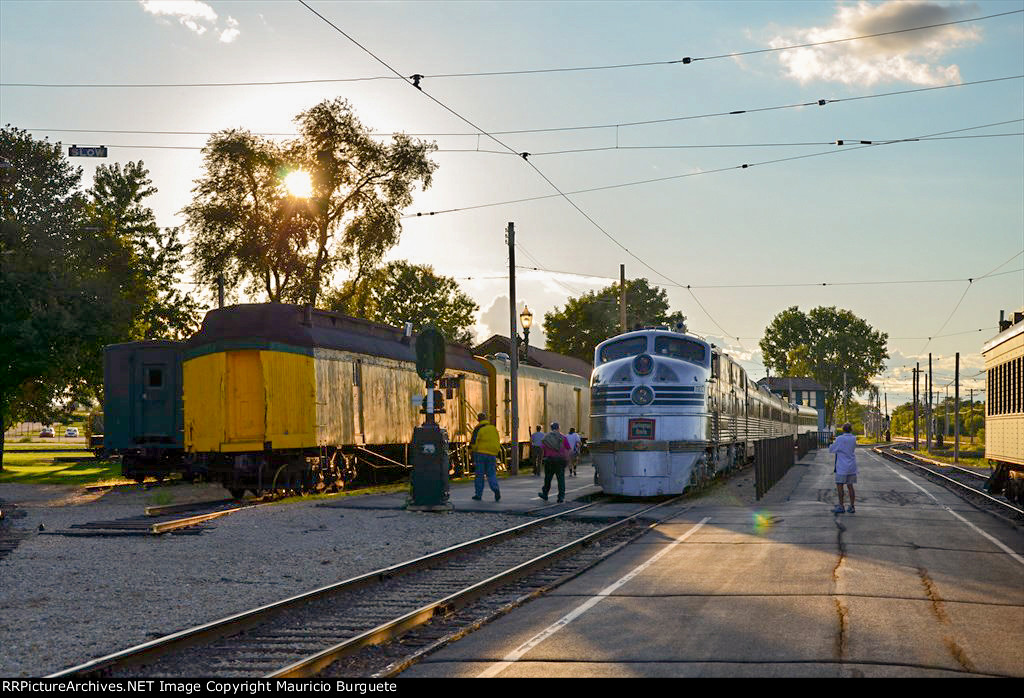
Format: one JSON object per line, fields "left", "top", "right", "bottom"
{"left": 284, "top": 170, "right": 313, "bottom": 198}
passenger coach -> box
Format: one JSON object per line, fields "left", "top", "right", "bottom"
{"left": 983, "top": 308, "right": 1024, "bottom": 505}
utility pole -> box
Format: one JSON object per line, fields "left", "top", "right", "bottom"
{"left": 917, "top": 364, "right": 925, "bottom": 446}
{"left": 969, "top": 387, "right": 974, "bottom": 445}
{"left": 926, "top": 354, "right": 933, "bottom": 451}
{"left": 954, "top": 352, "right": 960, "bottom": 463}
{"left": 506, "top": 222, "right": 519, "bottom": 476}
{"left": 619, "top": 264, "right": 627, "bottom": 333}
{"left": 944, "top": 384, "right": 950, "bottom": 442}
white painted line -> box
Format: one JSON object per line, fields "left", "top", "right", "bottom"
{"left": 477, "top": 516, "right": 710, "bottom": 678}
{"left": 882, "top": 462, "right": 1024, "bottom": 567}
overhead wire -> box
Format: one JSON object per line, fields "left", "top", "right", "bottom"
{"left": 402, "top": 119, "right": 1024, "bottom": 219}
{"left": 296, "top": 0, "right": 743, "bottom": 341}
{"left": 3, "top": 8, "right": 1019, "bottom": 88}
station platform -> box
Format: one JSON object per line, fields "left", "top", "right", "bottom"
{"left": 393, "top": 446, "right": 1024, "bottom": 678}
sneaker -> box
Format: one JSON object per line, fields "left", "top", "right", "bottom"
{"left": 538, "top": 491, "right": 548, "bottom": 501}
{"left": 832, "top": 505, "right": 845, "bottom": 514}
{"left": 494, "top": 492, "right": 501, "bottom": 502}
{"left": 471, "top": 495, "right": 482, "bottom": 501}
{"left": 847, "top": 505, "right": 856, "bottom": 514}
{"left": 557, "top": 498, "right": 564, "bottom": 503}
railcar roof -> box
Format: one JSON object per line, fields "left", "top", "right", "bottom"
{"left": 186, "top": 303, "right": 487, "bottom": 374}
{"left": 982, "top": 315, "right": 1024, "bottom": 354}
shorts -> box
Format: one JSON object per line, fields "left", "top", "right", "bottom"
{"left": 835, "top": 474, "right": 857, "bottom": 485}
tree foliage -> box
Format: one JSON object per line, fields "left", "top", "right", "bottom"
{"left": 0, "top": 127, "right": 136, "bottom": 465}
{"left": 759, "top": 306, "right": 889, "bottom": 425}
{"left": 322, "top": 260, "right": 478, "bottom": 345}
{"left": 88, "top": 161, "right": 203, "bottom": 339}
{"left": 543, "top": 278, "right": 686, "bottom": 362}
{"left": 184, "top": 98, "right": 437, "bottom": 307}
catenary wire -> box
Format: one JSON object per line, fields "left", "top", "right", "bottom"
{"left": 3, "top": 9, "right": 1018, "bottom": 88}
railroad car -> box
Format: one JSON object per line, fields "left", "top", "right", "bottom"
{"left": 983, "top": 308, "right": 1024, "bottom": 505}
{"left": 589, "top": 327, "right": 807, "bottom": 496}
{"left": 182, "top": 303, "right": 589, "bottom": 497}
{"left": 103, "top": 341, "right": 191, "bottom": 483}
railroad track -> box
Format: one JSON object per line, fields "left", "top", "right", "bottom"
{"left": 875, "top": 445, "right": 1023, "bottom": 522}
{"left": 49, "top": 496, "right": 685, "bottom": 678}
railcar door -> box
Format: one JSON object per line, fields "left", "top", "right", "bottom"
{"left": 225, "top": 350, "right": 266, "bottom": 444}
{"left": 133, "top": 345, "right": 179, "bottom": 443}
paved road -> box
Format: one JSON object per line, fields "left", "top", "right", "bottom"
{"left": 401, "top": 447, "right": 1024, "bottom": 678}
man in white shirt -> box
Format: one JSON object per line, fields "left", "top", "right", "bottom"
{"left": 566, "top": 427, "right": 582, "bottom": 477}
{"left": 828, "top": 423, "right": 858, "bottom": 514}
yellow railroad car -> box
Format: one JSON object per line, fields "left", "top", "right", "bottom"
{"left": 983, "top": 308, "right": 1024, "bottom": 505}
{"left": 183, "top": 304, "right": 589, "bottom": 497}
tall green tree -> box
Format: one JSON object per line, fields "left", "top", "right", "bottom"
{"left": 185, "top": 98, "right": 437, "bottom": 307}
{"left": 88, "top": 161, "right": 203, "bottom": 339}
{"left": 759, "top": 306, "right": 889, "bottom": 425}
{"left": 322, "top": 260, "right": 478, "bottom": 345}
{"left": 544, "top": 278, "right": 686, "bottom": 362}
{"left": 0, "top": 127, "right": 139, "bottom": 467}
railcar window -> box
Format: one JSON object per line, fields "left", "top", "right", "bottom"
{"left": 599, "top": 337, "right": 648, "bottom": 363}
{"left": 653, "top": 337, "right": 708, "bottom": 366}
{"left": 147, "top": 368, "right": 163, "bottom": 388}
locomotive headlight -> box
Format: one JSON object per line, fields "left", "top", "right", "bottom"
{"left": 633, "top": 354, "right": 654, "bottom": 376}
{"left": 631, "top": 385, "right": 654, "bottom": 405}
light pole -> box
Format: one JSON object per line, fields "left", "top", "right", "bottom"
{"left": 518, "top": 305, "right": 533, "bottom": 362}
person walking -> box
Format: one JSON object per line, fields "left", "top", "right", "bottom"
{"left": 470, "top": 412, "right": 501, "bottom": 502}
{"left": 538, "top": 422, "right": 571, "bottom": 503}
{"left": 530, "top": 425, "right": 545, "bottom": 476}
{"left": 566, "top": 427, "right": 582, "bottom": 477}
{"left": 828, "top": 422, "right": 857, "bottom": 514}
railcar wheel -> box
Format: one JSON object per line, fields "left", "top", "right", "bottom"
{"left": 229, "top": 488, "right": 245, "bottom": 500}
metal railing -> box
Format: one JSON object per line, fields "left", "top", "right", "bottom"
{"left": 754, "top": 436, "right": 795, "bottom": 500}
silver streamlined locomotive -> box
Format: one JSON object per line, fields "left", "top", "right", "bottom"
{"left": 589, "top": 327, "right": 816, "bottom": 496}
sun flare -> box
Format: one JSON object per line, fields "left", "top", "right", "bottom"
{"left": 284, "top": 170, "right": 313, "bottom": 198}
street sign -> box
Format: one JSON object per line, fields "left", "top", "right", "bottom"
{"left": 69, "top": 146, "right": 108, "bottom": 158}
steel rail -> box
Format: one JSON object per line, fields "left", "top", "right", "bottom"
{"left": 890, "top": 449, "right": 990, "bottom": 481}
{"left": 875, "top": 446, "right": 1023, "bottom": 516}
{"left": 144, "top": 498, "right": 238, "bottom": 517}
{"left": 148, "top": 508, "right": 242, "bottom": 534}
{"left": 47, "top": 501, "right": 599, "bottom": 678}
{"left": 269, "top": 495, "right": 686, "bottom": 678}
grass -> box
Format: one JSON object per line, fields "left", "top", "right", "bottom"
{"left": 0, "top": 451, "right": 125, "bottom": 486}
{"left": 909, "top": 449, "right": 991, "bottom": 469}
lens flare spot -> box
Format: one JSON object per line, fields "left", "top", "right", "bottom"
{"left": 284, "top": 170, "right": 313, "bottom": 198}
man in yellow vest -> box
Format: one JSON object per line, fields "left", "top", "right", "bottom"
{"left": 470, "top": 412, "right": 501, "bottom": 502}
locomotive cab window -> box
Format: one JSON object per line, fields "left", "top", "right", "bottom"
{"left": 653, "top": 337, "right": 709, "bottom": 367}
{"left": 599, "top": 337, "right": 648, "bottom": 363}
{"left": 147, "top": 368, "right": 164, "bottom": 388}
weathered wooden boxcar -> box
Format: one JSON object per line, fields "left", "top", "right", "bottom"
{"left": 103, "top": 340, "right": 187, "bottom": 482}
{"left": 182, "top": 304, "right": 590, "bottom": 496}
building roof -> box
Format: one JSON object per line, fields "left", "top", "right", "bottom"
{"left": 758, "top": 376, "right": 826, "bottom": 392}
{"left": 473, "top": 335, "right": 593, "bottom": 379}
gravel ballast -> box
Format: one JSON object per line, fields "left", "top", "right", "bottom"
{"left": 0, "top": 483, "right": 528, "bottom": 677}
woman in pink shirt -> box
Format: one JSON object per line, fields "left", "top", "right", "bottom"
{"left": 538, "top": 422, "right": 571, "bottom": 503}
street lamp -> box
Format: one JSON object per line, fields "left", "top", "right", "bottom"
{"left": 518, "top": 305, "right": 533, "bottom": 361}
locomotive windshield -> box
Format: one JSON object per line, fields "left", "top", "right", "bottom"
{"left": 654, "top": 336, "right": 708, "bottom": 366}
{"left": 599, "top": 336, "right": 648, "bottom": 363}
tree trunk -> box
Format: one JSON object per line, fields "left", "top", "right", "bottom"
{"left": 1, "top": 409, "right": 6, "bottom": 472}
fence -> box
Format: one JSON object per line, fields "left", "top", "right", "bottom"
{"left": 754, "top": 436, "right": 796, "bottom": 500}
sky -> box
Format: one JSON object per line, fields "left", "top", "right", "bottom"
{"left": 2, "top": 0, "right": 1022, "bottom": 411}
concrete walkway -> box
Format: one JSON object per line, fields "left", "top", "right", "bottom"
{"left": 401, "top": 447, "right": 1024, "bottom": 677}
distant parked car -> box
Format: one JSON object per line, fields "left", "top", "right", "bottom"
{"left": 65, "top": 427, "right": 79, "bottom": 437}
{"left": 39, "top": 426, "right": 55, "bottom": 438}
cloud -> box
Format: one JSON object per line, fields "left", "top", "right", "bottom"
{"left": 769, "top": 1, "right": 982, "bottom": 86}
{"left": 139, "top": 1, "right": 240, "bottom": 42}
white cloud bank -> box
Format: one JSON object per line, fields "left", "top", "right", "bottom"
{"left": 769, "top": 1, "right": 983, "bottom": 86}
{"left": 139, "top": 0, "right": 240, "bottom": 43}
